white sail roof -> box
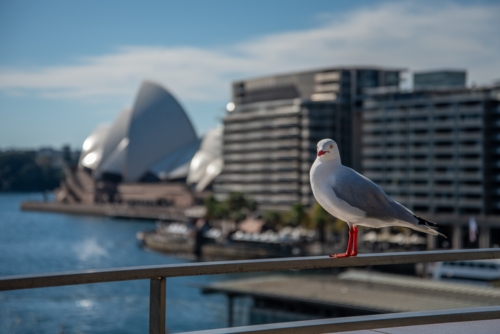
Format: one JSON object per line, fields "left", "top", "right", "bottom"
{"left": 187, "top": 125, "right": 224, "bottom": 191}
{"left": 79, "top": 124, "right": 111, "bottom": 170}
{"left": 79, "top": 81, "right": 199, "bottom": 182}
{"left": 124, "top": 81, "right": 198, "bottom": 181}
{"left": 94, "top": 107, "right": 133, "bottom": 177}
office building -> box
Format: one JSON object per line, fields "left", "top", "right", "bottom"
{"left": 214, "top": 67, "right": 402, "bottom": 210}
{"left": 361, "top": 72, "right": 500, "bottom": 247}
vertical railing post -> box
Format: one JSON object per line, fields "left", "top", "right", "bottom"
{"left": 228, "top": 294, "right": 234, "bottom": 327}
{"left": 149, "top": 277, "right": 166, "bottom": 334}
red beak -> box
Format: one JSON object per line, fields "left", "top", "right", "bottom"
{"left": 318, "top": 150, "right": 326, "bottom": 157}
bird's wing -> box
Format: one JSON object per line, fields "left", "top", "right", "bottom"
{"left": 332, "top": 167, "right": 416, "bottom": 224}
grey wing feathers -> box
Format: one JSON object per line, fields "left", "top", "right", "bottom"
{"left": 332, "top": 167, "right": 416, "bottom": 224}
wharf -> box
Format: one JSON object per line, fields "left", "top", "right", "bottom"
{"left": 139, "top": 230, "right": 290, "bottom": 260}
{"left": 201, "top": 270, "right": 500, "bottom": 326}
{"left": 21, "top": 201, "right": 187, "bottom": 221}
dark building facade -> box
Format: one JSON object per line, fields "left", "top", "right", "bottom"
{"left": 214, "top": 67, "right": 402, "bottom": 211}
{"left": 361, "top": 80, "right": 500, "bottom": 248}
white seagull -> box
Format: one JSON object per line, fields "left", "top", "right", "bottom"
{"left": 310, "top": 138, "right": 445, "bottom": 258}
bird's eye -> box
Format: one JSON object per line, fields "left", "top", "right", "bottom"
{"left": 330, "top": 145, "right": 333, "bottom": 148}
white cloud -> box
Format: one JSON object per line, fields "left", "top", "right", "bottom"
{"left": 0, "top": 1, "right": 499, "bottom": 103}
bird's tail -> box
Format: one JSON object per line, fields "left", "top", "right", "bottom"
{"left": 414, "top": 215, "right": 439, "bottom": 227}
{"left": 414, "top": 215, "right": 447, "bottom": 238}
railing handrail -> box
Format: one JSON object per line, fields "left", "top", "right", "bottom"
{"left": 1, "top": 248, "right": 500, "bottom": 291}
{"left": 179, "top": 306, "right": 500, "bottom": 334}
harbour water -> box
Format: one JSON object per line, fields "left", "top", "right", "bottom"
{"left": 0, "top": 194, "right": 230, "bottom": 334}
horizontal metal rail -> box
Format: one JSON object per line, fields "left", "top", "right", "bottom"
{"left": 1, "top": 248, "right": 500, "bottom": 291}
{"left": 180, "top": 306, "right": 500, "bottom": 334}
{"left": 2, "top": 248, "right": 500, "bottom": 334}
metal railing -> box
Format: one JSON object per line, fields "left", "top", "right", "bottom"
{"left": 1, "top": 249, "right": 500, "bottom": 334}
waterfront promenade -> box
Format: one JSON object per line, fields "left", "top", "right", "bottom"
{"left": 21, "top": 200, "right": 187, "bottom": 221}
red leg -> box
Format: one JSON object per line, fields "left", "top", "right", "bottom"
{"left": 330, "top": 226, "right": 353, "bottom": 258}
{"left": 349, "top": 226, "right": 358, "bottom": 256}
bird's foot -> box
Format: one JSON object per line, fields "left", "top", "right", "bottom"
{"left": 349, "top": 251, "right": 358, "bottom": 256}
{"left": 329, "top": 253, "right": 351, "bottom": 258}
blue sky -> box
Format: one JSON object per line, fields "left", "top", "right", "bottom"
{"left": 1, "top": 0, "right": 499, "bottom": 149}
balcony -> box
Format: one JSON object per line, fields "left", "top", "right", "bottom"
{"left": 362, "top": 159, "right": 385, "bottom": 168}
{"left": 409, "top": 134, "right": 429, "bottom": 142}
{"left": 224, "top": 150, "right": 300, "bottom": 162}
{"left": 409, "top": 196, "right": 431, "bottom": 205}
{"left": 409, "top": 147, "right": 429, "bottom": 154}
{"left": 362, "top": 110, "right": 385, "bottom": 120}
{"left": 409, "top": 185, "right": 430, "bottom": 192}
{"left": 409, "top": 172, "right": 431, "bottom": 179}
{"left": 385, "top": 134, "right": 408, "bottom": 142}
{"left": 224, "top": 117, "right": 300, "bottom": 132}
{"left": 434, "top": 172, "right": 457, "bottom": 180}
{"left": 215, "top": 182, "right": 300, "bottom": 193}
{"left": 386, "top": 172, "right": 407, "bottom": 179}
{"left": 362, "top": 147, "right": 384, "bottom": 155}
{"left": 434, "top": 158, "right": 454, "bottom": 166}
{"left": 459, "top": 198, "right": 483, "bottom": 207}
{"left": 1, "top": 249, "right": 499, "bottom": 334}
{"left": 433, "top": 107, "right": 456, "bottom": 115}
{"left": 224, "top": 139, "right": 300, "bottom": 152}
{"left": 460, "top": 119, "right": 483, "bottom": 128}
{"left": 362, "top": 123, "right": 384, "bottom": 131}
{"left": 222, "top": 162, "right": 300, "bottom": 172}
{"left": 433, "top": 198, "right": 456, "bottom": 206}
{"left": 459, "top": 106, "right": 483, "bottom": 113}
{"left": 459, "top": 186, "right": 482, "bottom": 194}
{"left": 409, "top": 159, "right": 431, "bottom": 167}
{"left": 224, "top": 128, "right": 301, "bottom": 142}
{"left": 459, "top": 158, "right": 482, "bottom": 167}
{"left": 460, "top": 145, "right": 482, "bottom": 154}
{"left": 362, "top": 135, "right": 383, "bottom": 144}
{"left": 459, "top": 132, "right": 482, "bottom": 140}
{"left": 386, "top": 147, "right": 407, "bottom": 155}
{"left": 409, "top": 121, "right": 429, "bottom": 130}
{"left": 433, "top": 185, "right": 455, "bottom": 192}
{"left": 433, "top": 133, "right": 455, "bottom": 141}
{"left": 364, "top": 171, "right": 383, "bottom": 179}
{"left": 459, "top": 172, "right": 482, "bottom": 180}
{"left": 216, "top": 172, "right": 300, "bottom": 183}
{"left": 408, "top": 108, "right": 430, "bottom": 116}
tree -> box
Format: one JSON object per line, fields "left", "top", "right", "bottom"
{"left": 224, "top": 192, "right": 258, "bottom": 222}
{"left": 311, "top": 202, "right": 329, "bottom": 243}
{"left": 204, "top": 195, "right": 227, "bottom": 220}
{"left": 204, "top": 192, "right": 258, "bottom": 223}
{"left": 62, "top": 145, "right": 73, "bottom": 165}
{"left": 0, "top": 150, "right": 63, "bottom": 192}
{"left": 284, "top": 203, "right": 310, "bottom": 227}
{"left": 263, "top": 210, "right": 282, "bottom": 229}
{"left": 225, "top": 192, "right": 249, "bottom": 212}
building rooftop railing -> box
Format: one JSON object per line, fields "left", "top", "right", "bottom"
{"left": 1, "top": 248, "right": 500, "bottom": 334}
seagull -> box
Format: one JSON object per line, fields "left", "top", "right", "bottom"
{"left": 310, "top": 138, "right": 445, "bottom": 258}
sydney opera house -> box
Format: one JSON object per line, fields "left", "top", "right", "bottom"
{"left": 55, "top": 81, "right": 223, "bottom": 209}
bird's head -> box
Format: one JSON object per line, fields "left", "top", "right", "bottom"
{"left": 316, "top": 139, "right": 340, "bottom": 162}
